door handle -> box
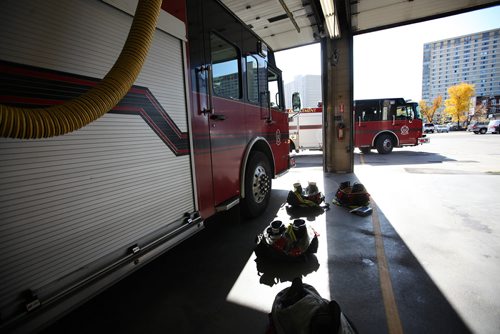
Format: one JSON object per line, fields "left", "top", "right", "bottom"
{"left": 197, "top": 65, "right": 214, "bottom": 115}
{"left": 205, "top": 64, "right": 214, "bottom": 113}
{"left": 210, "top": 114, "right": 226, "bottom": 121}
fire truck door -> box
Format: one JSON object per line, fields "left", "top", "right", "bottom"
{"left": 384, "top": 100, "right": 407, "bottom": 145}
{"left": 394, "top": 105, "right": 414, "bottom": 145}
{"left": 204, "top": 3, "right": 245, "bottom": 207}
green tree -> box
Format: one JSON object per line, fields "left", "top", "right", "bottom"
{"left": 444, "top": 83, "right": 475, "bottom": 128}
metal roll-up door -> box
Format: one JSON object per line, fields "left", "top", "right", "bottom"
{"left": 0, "top": 0, "right": 194, "bottom": 323}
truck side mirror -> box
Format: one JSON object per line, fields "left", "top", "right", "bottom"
{"left": 292, "top": 92, "right": 301, "bottom": 112}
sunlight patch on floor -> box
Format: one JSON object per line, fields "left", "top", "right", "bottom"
{"left": 226, "top": 166, "right": 331, "bottom": 312}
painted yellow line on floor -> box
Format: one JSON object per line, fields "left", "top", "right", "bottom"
{"left": 360, "top": 150, "right": 402, "bottom": 331}
{"left": 372, "top": 204, "right": 404, "bottom": 334}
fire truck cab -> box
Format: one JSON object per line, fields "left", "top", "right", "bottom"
{"left": 354, "top": 98, "right": 429, "bottom": 154}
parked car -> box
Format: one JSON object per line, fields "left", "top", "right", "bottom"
{"left": 423, "top": 123, "right": 435, "bottom": 133}
{"left": 435, "top": 124, "right": 449, "bottom": 133}
{"left": 487, "top": 120, "right": 500, "bottom": 134}
{"left": 467, "top": 121, "right": 489, "bottom": 134}
{"left": 448, "top": 123, "right": 466, "bottom": 131}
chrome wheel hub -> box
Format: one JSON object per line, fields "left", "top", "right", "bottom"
{"left": 252, "top": 166, "right": 270, "bottom": 203}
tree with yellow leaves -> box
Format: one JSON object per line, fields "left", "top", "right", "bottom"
{"left": 419, "top": 100, "right": 430, "bottom": 121}
{"left": 471, "top": 102, "right": 488, "bottom": 122}
{"left": 419, "top": 96, "right": 442, "bottom": 123}
{"left": 444, "top": 83, "right": 475, "bottom": 128}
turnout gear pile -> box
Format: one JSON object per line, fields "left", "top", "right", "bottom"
{"left": 286, "top": 182, "right": 326, "bottom": 208}
{"left": 269, "top": 277, "right": 358, "bottom": 334}
{"left": 255, "top": 219, "right": 318, "bottom": 261}
{"left": 334, "top": 181, "right": 370, "bottom": 207}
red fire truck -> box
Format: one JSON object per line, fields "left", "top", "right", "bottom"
{"left": 289, "top": 98, "right": 428, "bottom": 154}
{"left": 354, "top": 98, "right": 429, "bottom": 154}
{"left": 0, "top": 0, "right": 291, "bottom": 330}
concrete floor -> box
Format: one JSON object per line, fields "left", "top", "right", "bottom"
{"left": 43, "top": 153, "right": 470, "bottom": 334}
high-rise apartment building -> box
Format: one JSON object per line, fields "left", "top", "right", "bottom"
{"left": 284, "top": 74, "right": 322, "bottom": 109}
{"left": 422, "top": 28, "right": 500, "bottom": 109}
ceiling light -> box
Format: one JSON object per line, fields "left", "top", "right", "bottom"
{"left": 319, "top": 0, "right": 340, "bottom": 38}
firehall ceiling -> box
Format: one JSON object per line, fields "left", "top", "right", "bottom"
{"left": 219, "top": 0, "right": 500, "bottom": 51}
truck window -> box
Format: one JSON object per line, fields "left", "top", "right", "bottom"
{"left": 382, "top": 99, "right": 397, "bottom": 121}
{"left": 355, "top": 100, "right": 381, "bottom": 122}
{"left": 396, "top": 106, "right": 408, "bottom": 119}
{"left": 360, "top": 108, "right": 376, "bottom": 121}
{"left": 268, "top": 68, "right": 283, "bottom": 110}
{"left": 246, "top": 56, "right": 259, "bottom": 103}
{"left": 413, "top": 103, "right": 422, "bottom": 119}
{"left": 210, "top": 33, "right": 241, "bottom": 99}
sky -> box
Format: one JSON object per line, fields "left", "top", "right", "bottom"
{"left": 275, "top": 5, "right": 500, "bottom": 102}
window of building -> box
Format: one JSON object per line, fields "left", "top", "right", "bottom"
{"left": 210, "top": 33, "right": 241, "bottom": 99}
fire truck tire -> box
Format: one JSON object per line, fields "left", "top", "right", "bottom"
{"left": 376, "top": 134, "right": 394, "bottom": 154}
{"left": 242, "top": 151, "right": 272, "bottom": 218}
{"left": 360, "top": 147, "right": 371, "bottom": 154}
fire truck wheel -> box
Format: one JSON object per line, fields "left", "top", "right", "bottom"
{"left": 376, "top": 134, "right": 394, "bottom": 154}
{"left": 242, "top": 151, "right": 272, "bottom": 218}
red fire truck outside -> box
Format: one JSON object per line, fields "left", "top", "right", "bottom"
{"left": 354, "top": 98, "right": 429, "bottom": 154}
{"left": 0, "top": 0, "right": 292, "bottom": 331}
{"left": 289, "top": 98, "right": 429, "bottom": 154}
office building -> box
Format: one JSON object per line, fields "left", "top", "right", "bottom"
{"left": 284, "top": 74, "right": 322, "bottom": 109}
{"left": 421, "top": 28, "right": 500, "bottom": 116}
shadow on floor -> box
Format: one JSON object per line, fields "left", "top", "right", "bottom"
{"left": 356, "top": 150, "right": 459, "bottom": 166}
{"left": 43, "top": 154, "right": 471, "bottom": 334}
{"left": 319, "top": 172, "right": 470, "bottom": 334}
{"left": 43, "top": 192, "right": 291, "bottom": 334}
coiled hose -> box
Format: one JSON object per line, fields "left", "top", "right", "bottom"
{"left": 0, "top": 0, "right": 163, "bottom": 139}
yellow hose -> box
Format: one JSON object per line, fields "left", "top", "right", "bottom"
{"left": 0, "top": 0, "right": 163, "bottom": 139}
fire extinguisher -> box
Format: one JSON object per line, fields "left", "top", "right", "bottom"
{"left": 337, "top": 123, "right": 345, "bottom": 141}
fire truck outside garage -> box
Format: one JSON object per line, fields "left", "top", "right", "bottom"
{"left": 288, "top": 98, "right": 429, "bottom": 154}
{"left": 354, "top": 98, "right": 429, "bottom": 154}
